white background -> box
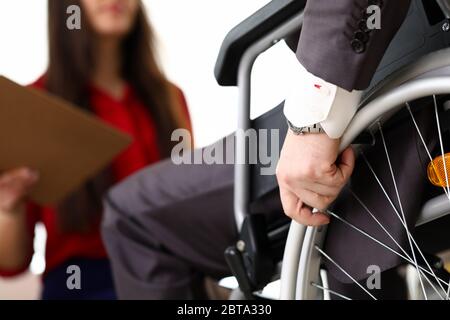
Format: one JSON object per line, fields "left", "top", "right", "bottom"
{"left": 0, "top": 0, "right": 302, "bottom": 299}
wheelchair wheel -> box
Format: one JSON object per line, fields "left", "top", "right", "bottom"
{"left": 280, "top": 48, "right": 450, "bottom": 300}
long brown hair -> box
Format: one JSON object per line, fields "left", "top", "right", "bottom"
{"left": 46, "top": 0, "right": 189, "bottom": 232}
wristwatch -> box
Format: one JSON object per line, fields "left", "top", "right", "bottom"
{"left": 287, "top": 119, "right": 324, "bottom": 135}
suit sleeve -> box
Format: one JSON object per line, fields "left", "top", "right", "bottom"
{"left": 297, "top": 0, "right": 412, "bottom": 91}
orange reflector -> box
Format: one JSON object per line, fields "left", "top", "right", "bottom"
{"left": 427, "top": 153, "right": 450, "bottom": 187}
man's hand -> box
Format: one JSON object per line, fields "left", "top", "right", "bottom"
{"left": 276, "top": 130, "right": 355, "bottom": 226}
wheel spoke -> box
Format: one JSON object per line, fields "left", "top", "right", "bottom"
{"left": 315, "top": 246, "right": 377, "bottom": 300}
{"left": 311, "top": 282, "right": 352, "bottom": 300}
{"left": 447, "top": 278, "right": 450, "bottom": 299}
{"left": 351, "top": 190, "right": 410, "bottom": 257}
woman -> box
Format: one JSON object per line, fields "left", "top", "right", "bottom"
{"left": 0, "top": 0, "right": 191, "bottom": 299}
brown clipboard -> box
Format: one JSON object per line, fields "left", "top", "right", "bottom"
{"left": 0, "top": 76, "right": 132, "bottom": 205}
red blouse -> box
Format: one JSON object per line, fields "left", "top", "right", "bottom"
{"left": 0, "top": 77, "right": 191, "bottom": 277}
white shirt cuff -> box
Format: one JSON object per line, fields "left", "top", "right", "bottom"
{"left": 320, "top": 88, "right": 362, "bottom": 138}
{"left": 284, "top": 63, "right": 362, "bottom": 139}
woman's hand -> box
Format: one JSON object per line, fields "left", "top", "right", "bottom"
{"left": 276, "top": 130, "right": 355, "bottom": 226}
{"left": 0, "top": 168, "right": 38, "bottom": 271}
{"left": 0, "top": 168, "right": 39, "bottom": 214}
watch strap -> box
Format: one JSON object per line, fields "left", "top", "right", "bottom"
{"left": 287, "top": 120, "right": 324, "bottom": 135}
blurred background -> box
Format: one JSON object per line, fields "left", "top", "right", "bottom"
{"left": 0, "top": 0, "right": 302, "bottom": 299}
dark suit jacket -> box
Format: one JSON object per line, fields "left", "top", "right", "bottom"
{"left": 296, "top": 0, "right": 411, "bottom": 91}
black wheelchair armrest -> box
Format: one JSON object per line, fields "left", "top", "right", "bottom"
{"left": 214, "top": 0, "right": 306, "bottom": 87}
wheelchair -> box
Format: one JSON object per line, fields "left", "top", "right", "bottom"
{"left": 214, "top": 0, "right": 450, "bottom": 300}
